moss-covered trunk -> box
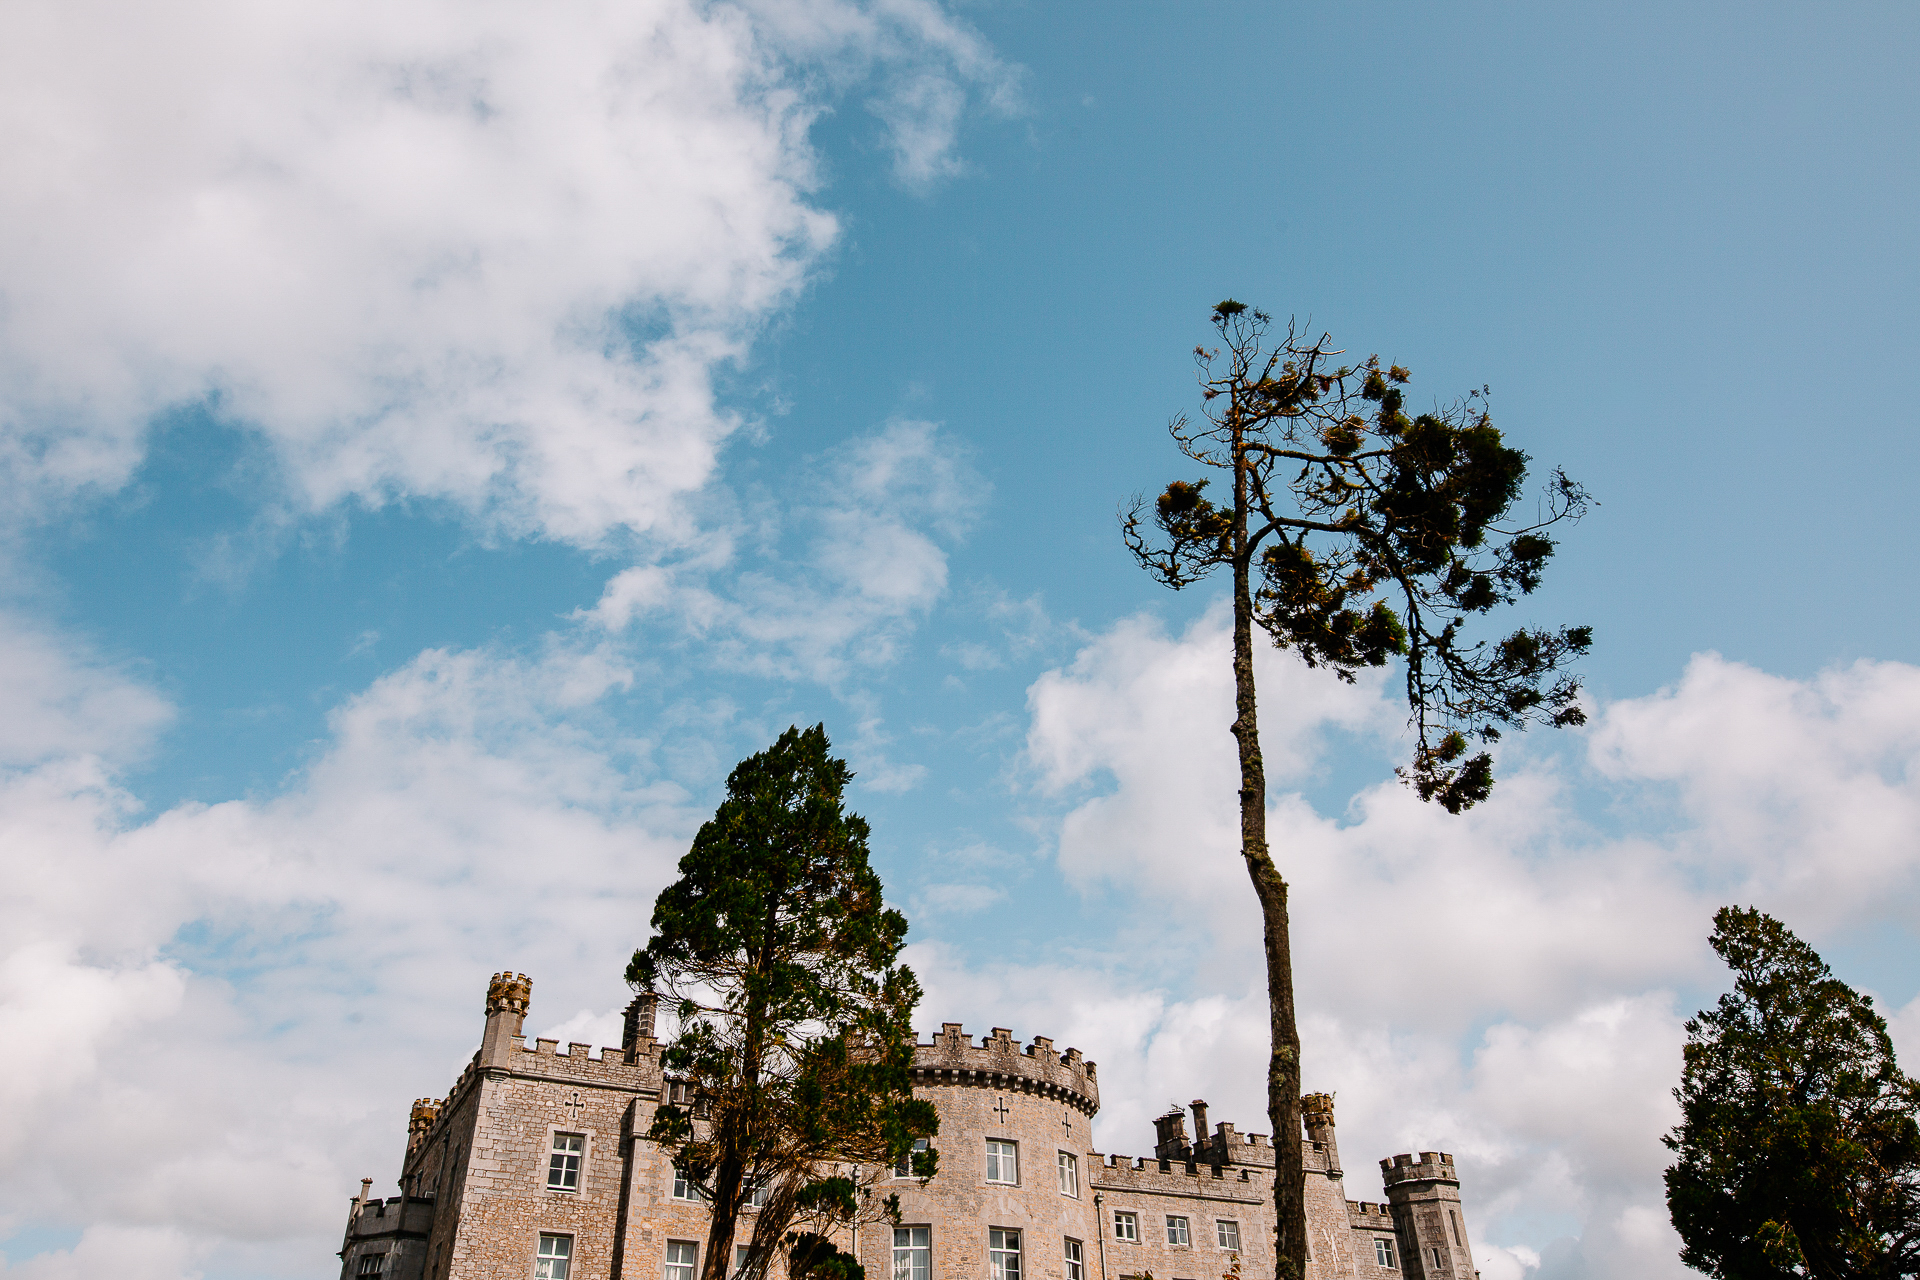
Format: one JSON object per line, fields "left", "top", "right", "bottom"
{"left": 1230, "top": 414, "right": 1306, "bottom": 1280}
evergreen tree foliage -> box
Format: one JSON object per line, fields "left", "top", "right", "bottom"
{"left": 1123, "top": 301, "right": 1591, "bottom": 1279}
{"left": 627, "top": 724, "right": 937, "bottom": 1280}
{"left": 1666, "top": 906, "right": 1920, "bottom": 1279}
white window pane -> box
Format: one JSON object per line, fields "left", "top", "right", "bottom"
{"left": 989, "top": 1229, "right": 1021, "bottom": 1280}
{"left": 892, "top": 1226, "right": 930, "bottom": 1280}
{"left": 665, "top": 1241, "right": 698, "bottom": 1280}
{"left": 986, "top": 1140, "right": 1018, "bottom": 1184}
{"left": 536, "top": 1235, "right": 573, "bottom": 1280}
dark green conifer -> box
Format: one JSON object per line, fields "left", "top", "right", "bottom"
{"left": 1666, "top": 907, "right": 1920, "bottom": 1279}
{"left": 629, "top": 724, "right": 937, "bottom": 1280}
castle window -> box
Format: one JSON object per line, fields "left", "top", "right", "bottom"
{"left": 892, "top": 1226, "right": 930, "bottom": 1280}
{"left": 356, "top": 1255, "right": 386, "bottom": 1276}
{"left": 733, "top": 1245, "right": 751, "bottom": 1277}
{"left": 1165, "top": 1216, "right": 1189, "bottom": 1247}
{"left": 1374, "top": 1237, "right": 1396, "bottom": 1268}
{"left": 548, "top": 1133, "right": 584, "bottom": 1190}
{"left": 1112, "top": 1211, "right": 1138, "bottom": 1242}
{"left": 895, "top": 1139, "right": 930, "bottom": 1179}
{"left": 664, "top": 1241, "right": 698, "bottom": 1280}
{"left": 1215, "top": 1221, "right": 1240, "bottom": 1251}
{"left": 535, "top": 1233, "right": 573, "bottom": 1280}
{"left": 672, "top": 1167, "right": 701, "bottom": 1201}
{"left": 985, "top": 1139, "right": 1018, "bottom": 1185}
{"left": 745, "top": 1178, "right": 770, "bottom": 1209}
{"left": 988, "top": 1228, "right": 1021, "bottom": 1280}
{"left": 1450, "top": 1210, "right": 1462, "bottom": 1246}
{"left": 1056, "top": 1151, "right": 1078, "bottom": 1197}
{"left": 1431, "top": 1247, "right": 1443, "bottom": 1269}
{"left": 1063, "top": 1238, "right": 1084, "bottom": 1280}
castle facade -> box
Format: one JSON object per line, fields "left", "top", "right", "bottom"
{"left": 340, "top": 974, "right": 1477, "bottom": 1280}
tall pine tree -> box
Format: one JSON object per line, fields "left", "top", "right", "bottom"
{"left": 1124, "top": 301, "right": 1591, "bottom": 1278}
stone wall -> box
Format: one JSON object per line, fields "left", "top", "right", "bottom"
{"left": 339, "top": 982, "right": 1481, "bottom": 1280}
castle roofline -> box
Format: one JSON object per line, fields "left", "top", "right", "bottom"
{"left": 910, "top": 1022, "right": 1100, "bottom": 1115}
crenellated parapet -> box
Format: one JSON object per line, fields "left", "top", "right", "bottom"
{"left": 1088, "top": 1150, "right": 1267, "bottom": 1200}
{"left": 1381, "top": 1151, "right": 1460, "bottom": 1187}
{"left": 1346, "top": 1199, "right": 1396, "bottom": 1226}
{"left": 910, "top": 1022, "right": 1100, "bottom": 1115}
{"left": 405, "top": 1099, "right": 440, "bottom": 1154}
{"left": 484, "top": 972, "right": 531, "bottom": 1018}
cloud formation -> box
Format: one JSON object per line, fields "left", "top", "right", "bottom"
{"left": 0, "top": 633, "right": 699, "bottom": 1276}
{"left": 0, "top": 0, "right": 1008, "bottom": 540}
{"left": 580, "top": 419, "right": 988, "bottom": 683}
{"left": 1014, "top": 607, "right": 1920, "bottom": 1279}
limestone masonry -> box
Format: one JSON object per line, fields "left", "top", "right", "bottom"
{"left": 340, "top": 974, "right": 1478, "bottom": 1280}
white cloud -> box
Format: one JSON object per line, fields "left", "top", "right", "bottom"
{"left": 579, "top": 419, "right": 987, "bottom": 683}
{"left": 0, "top": 0, "right": 1009, "bottom": 540}
{"left": 1590, "top": 652, "right": 1920, "bottom": 920}
{"left": 0, "top": 636, "right": 703, "bottom": 1275}
{"left": 0, "top": 1225, "right": 203, "bottom": 1280}
{"left": 0, "top": 615, "right": 174, "bottom": 768}
{"left": 1010, "top": 609, "right": 1920, "bottom": 1277}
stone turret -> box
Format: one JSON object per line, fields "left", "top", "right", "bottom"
{"left": 1302, "top": 1091, "right": 1341, "bottom": 1174}
{"left": 1382, "top": 1151, "right": 1474, "bottom": 1279}
{"left": 405, "top": 1099, "right": 439, "bottom": 1155}
{"left": 480, "top": 972, "right": 531, "bottom": 1070}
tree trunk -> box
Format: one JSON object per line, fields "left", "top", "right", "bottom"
{"left": 1230, "top": 420, "right": 1307, "bottom": 1280}
{"left": 700, "top": 957, "right": 770, "bottom": 1280}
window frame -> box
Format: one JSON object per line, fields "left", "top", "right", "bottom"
{"left": 547, "top": 1131, "right": 585, "bottom": 1192}
{"left": 1112, "top": 1211, "right": 1138, "bottom": 1242}
{"left": 1165, "top": 1216, "right": 1190, "bottom": 1247}
{"left": 988, "top": 1228, "right": 1021, "bottom": 1280}
{"left": 671, "top": 1166, "right": 700, "bottom": 1202}
{"left": 1063, "top": 1238, "right": 1084, "bottom": 1280}
{"left": 664, "top": 1240, "right": 699, "bottom": 1280}
{"left": 1056, "top": 1150, "right": 1078, "bottom": 1197}
{"left": 985, "top": 1139, "right": 1019, "bottom": 1186}
{"left": 535, "top": 1233, "right": 574, "bottom": 1280}
{"left": 1215, "top": 1220, "right": 1240, "bottom": 1252}
{"left": 1374, "top": 1237, "right": 1397, "bottom": 1268}
{"left": 891, "top": 1225, "right": 930, "bottom": 1280}
{"left": 894, "top": 1138, "right": 930, "bottom": 1180}
{"left": 356, "top": 1255, "right": 386, "bottom": 1276}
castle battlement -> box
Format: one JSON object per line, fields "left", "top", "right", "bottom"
{"left": 1087, "top": 1151, "right": 1266, "bottom": 1202}
{"left": 910, "top": 1022, "right": 1099, "bottom": 1115}
{"left": 342, "top": 971, "right": 1480, "bottom": 1280}
{"left": 1381, "top": 1150, "right": 1459, "bottom": 1186}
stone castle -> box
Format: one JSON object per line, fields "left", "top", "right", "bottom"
{"left": 340, "top": 973, "right": 1477, "bottom": 1280}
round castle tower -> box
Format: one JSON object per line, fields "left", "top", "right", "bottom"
{"left": 857, "top": 1024, "right": 1102, "bottom": 1280}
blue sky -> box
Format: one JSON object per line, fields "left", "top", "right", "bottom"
{"left": 3, "top": 2, "right": 1918, "bottom": 1277}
